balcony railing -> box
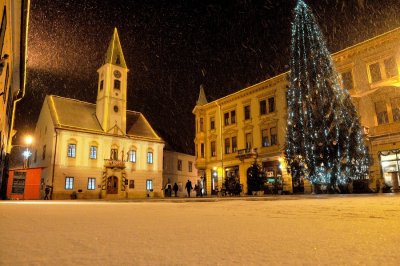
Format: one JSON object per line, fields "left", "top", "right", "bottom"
{"left": 104, "top": 159, "right": 126, "bottom": 168}
{"left": 236, "top": 148, "right": 258, "bottom": 161}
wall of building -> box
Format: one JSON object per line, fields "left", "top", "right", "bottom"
{"left": 194, "top": 27, "right": 400, "bottom": 194}
{"left": 163, "top": 150, "right": 198, "bottom": 197}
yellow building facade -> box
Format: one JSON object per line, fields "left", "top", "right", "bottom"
{"left": 31, "top": 29, "right": 165, "bottom": 199}
{"left": 0, "top": 0, "right": 29, "bottom": 199}
{"left": 193, "top": 27, "right": 400, "bottom": 194}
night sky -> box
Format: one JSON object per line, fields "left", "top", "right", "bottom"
{"left": 15, "top": 0, "right": 400, "bottom": 154}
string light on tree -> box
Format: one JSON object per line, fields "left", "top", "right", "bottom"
{"left": 284, "top": 0, "right": 369, "bottom": 191}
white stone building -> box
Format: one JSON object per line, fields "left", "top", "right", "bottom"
{"left": 31, "top": 29, "right": 165, "bottom": 199}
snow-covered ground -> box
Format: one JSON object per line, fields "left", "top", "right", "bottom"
{"left": 1, "top": 195, "right": 400, "bottom": 266}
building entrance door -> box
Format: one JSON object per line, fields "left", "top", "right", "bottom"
{"left": 107, "top": 176, "right": 118, "bottom": 194}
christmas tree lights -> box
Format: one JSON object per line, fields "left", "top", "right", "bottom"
{"left": 284, "top": 0, "right": 369, "bottom": 190}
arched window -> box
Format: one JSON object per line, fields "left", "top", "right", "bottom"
{"left": 128, "top": 147, "right": 137, "bottom": 163}
{"left": 110, "top": 144, "right": 119, "bottom": 160}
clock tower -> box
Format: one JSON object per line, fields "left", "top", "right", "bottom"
{"left": 96, "top": 28, "right": 129, "bottom": 135}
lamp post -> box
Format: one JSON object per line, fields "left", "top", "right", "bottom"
{"left": 17, "top": 135, "right": 33, "bottom": 168}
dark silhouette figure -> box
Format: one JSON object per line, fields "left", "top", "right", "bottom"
{"left": 44, "top": 187, "right": 50, "bottom": 200}
{"left": 185, "top": 180, "right": 193, "bottom": 197}
{"left": 173, "top": 182, "right": 179, "bottom": 197}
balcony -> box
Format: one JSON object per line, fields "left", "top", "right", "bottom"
{"left": 104, "top": 159, "right": 126, "bottom": 169}
{"left": 236, "top": 148, "right": 258, "bottom": 161}
{"left": 368, "top": 122, "right": 400, "bottom": 138}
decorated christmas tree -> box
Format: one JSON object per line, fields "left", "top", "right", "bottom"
{"left": 284, "top": 0, "right": 369, "bottom": 190}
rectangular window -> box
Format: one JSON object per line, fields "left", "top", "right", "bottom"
{"left": 224, "top": 112, "right": 229, "bottom": 126}
{"left": 391, "top": 98, "right": 400, "bottom": 122}
{"left": 230, "top": 110, "right": 236, "bottom": 124}
{"left": 268, "top": 97, "right": 275, "bottom": 113}
{"left": 260, "top": 100, "right": 267, "bottom": 115}
{"left": 99, "top": 80, "right": 104, "bottom": 90}
{"left": 68, "top": 144, "right": 76, "bottom": 158}
{"left": 262, "top": 129, "right": 269, "bottom": 147}
{"left": 42, "top": 145, "right": 46, "bottom": 160}
{"left": 244, "top": 105, "right": 251, "bottom": 120}
{"left": 177, "top": 159, "right": 182, "bottom": 171}
{"left": 200, "top": 118, "right": 204, "bottom": 132}
{"left": 245, "top": 133, "right": 252, "bottom": 150}
{"left": 110, "top": 148, "right": 118, "bottom": 160}
{"left": 87, "top": 178, "right": 96, "bottom": 190}
{"left": 211, "top": 141, "right": 216, "bottom": 157}
{"left": 114, "top": 79, "right": 121, "bottom": 90}
{"left": 0, "top": 7, "right": 7, "bottom": 56}
{"left": 341, "top": 71, "right": 354, "bottom": 90}
{"left": 375, "top": 101, "right": 389, "bottom": 125}
{"left": 270, "top": 127, "right": 278, "bottom": 146}
{"left": 146, "top": 179, "right": 153, "bottom": 191}
{"left": 129, "top": 150, "right": 136, "bottom": 162}
{"left": 369, "top": 62, "right": 382, "bottom": 83}
{"left": 232, "top": 136, "right": 237, "bottom": 153}
{"left": 89, "top": 146, "right": 97, "bottom": 159}
{"left": 147, "top": 152, "right": 153, "bottom": 164}
{"left": 200, "top": 143, "right": 205, "bottom": 158}
{"left": 384, "top": 57, "right": 398, "bottom": 78}
{"left": 224, "top": 138, "right": 230, "bottom": 154}
{"left": 65, "top": 177, "right": 74, "bottom": 190}
{"left": 189, "top": 161, "right": 193, "bottom": 172}
{"left": 210, "top": 117, "right": 215, "bottom": 130}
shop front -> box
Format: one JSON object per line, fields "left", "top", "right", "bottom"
{"left": 379, "top": 150, "right": 400, "bottom": 191}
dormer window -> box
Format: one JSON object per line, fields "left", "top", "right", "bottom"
{"left": 114, "top": 80, "right": 121, "bottom": 90}
{"left": 116, "top": 55, "right": 121, "bottom": 65}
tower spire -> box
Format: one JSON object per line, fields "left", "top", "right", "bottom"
{"left": 105, "top": 28, "right": 127, "bottom": 68}
{"left": 196, "top": 84, "right": 208, "bottom": 106}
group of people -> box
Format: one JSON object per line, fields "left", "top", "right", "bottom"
{"left": 164, "top": 179, "right": 204, "bottom": 198}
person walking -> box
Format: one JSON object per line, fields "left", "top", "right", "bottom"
{"left": 173, "top": 182, "right": 179, "bottom": 197}
{"left": 44, "top": 187, "right": 50, "bottom": 200}
{"left": 185, "top": 180, "right": 193, "bottom": 197}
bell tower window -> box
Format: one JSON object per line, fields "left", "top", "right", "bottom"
{"left": 114, "top": 80, "right": 121, "bottom": 90}
{"left": 99, "top": 80, "right": 104, "bottom": 90}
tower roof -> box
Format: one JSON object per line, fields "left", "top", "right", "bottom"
{"left": 196, "top": 84, "right": 208, "bottom": 106}
{"left": 105, "top": 28, "right": 127, "bottom": 68}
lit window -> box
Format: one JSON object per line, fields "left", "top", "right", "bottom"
{"left": 189, "top": 161, "right": 193, "bottom": 172}
{"left": 270, "top": 127, "right": 278, "bottom": 146}
{"left": 89, "top": 146, "right": 97, "bottom": 159}
{"left": 65, "top": 177, "right": 74, "bottom": 190}
{"left": 88, "top": 178, "right": 96, "bottom": 190}
{"left": 268, "top": 97, "right": 275, "bottom": 113}
{"left": 230, "top": 110, "right": 236, "bottom": 124}
{"left": 110, "top": 148, "right": 118, "bottom": 160}
{"left": 369, "top": 62, "right": 382, "bottom": 83}
{"left": 225, "top": 138, "right": 231, "bottom": 154}
{"left": 146, "top": 179, "right": 153, "bottom": 191}
{"left": 245, "top": 133, "right": 252, "bottom": 150}
{"left": 147, "top": 152, "right": 153, "bottom": 164}
{"left": 114, "top": 79, "right": 121, "bottom": 90}
{"left": 391, "top": 98, "right": 400, "bottom": 122}
{"left": 384, "top": 57, "right": 398, "bottom": 78}
{"left": 224, "top": 112, "right": 229, "bottom": 126}
{"left": 244, "top": 105, "right": 251, "bottom": 120}
{"left": 200, "top": 118, "right": 204, "bottom": 132}
{"left": 128, "top": 150, "right": 136, "bottom": 162}
{"left": 260, "top": 100, "right": 267, "bottom": 115}
{"left": 232, "top": 136, "right": 237, "bottom": 153}
{"left": 211, "top": 141, "right": 216, "bottom": 157}
{"left": 375, "top": 101, "right": 389, "bottom": 125}
{"left": 68, "top": 144, "right": 76, "bottom": 158}
{"left": 177, "top": 159, "right": 182, "bottom": 171}
{"left": 262, "top": 129, "right": 269, "bottom": 147}
{"left": 341, "top": 71, "right": 354, "bottom": 90}
{"left": 210, "top": 117, "right": 215, "bottom": 130}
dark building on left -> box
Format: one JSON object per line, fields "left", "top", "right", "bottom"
{"left": 0, "top": 0, "right": 30, "bottom": 199}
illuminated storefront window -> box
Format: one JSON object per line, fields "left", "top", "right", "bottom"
{"left": 379, "top": 150, "right": 400, "bottom": 186}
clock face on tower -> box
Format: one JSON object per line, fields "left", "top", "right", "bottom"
{"left": 113, "top": 70, "right": 121, "bottom": 78}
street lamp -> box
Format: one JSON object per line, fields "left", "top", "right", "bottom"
{"left": 21, "top": 135, "right": 33, "bottom": 168}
